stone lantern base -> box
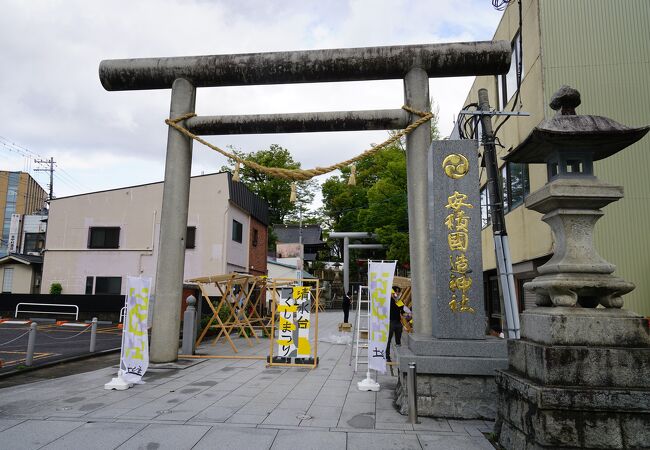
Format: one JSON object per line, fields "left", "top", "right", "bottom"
{"left": 495, "top": 307, "right": 650, "bottom": 449}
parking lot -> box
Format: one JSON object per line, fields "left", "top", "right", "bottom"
{"left": 0, "top": 321, "right": 123, "bottom": 372}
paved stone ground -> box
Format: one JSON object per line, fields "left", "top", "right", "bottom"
{"left": 0, "top": 312, "right": 495, "bottom": 449}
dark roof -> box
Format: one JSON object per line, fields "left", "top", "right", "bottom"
{"left": 273, "top": 224, "right": 324, "bottom": 245}
{"left": 0, "top": 254, "right": 43, "bottom": 265}
{"left": 227, "top": 173, "right": 270, "bottom": 226}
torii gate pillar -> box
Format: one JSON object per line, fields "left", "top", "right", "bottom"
{"left": 150, "top": 79, "right": 196, "bottom": 363}
{"left": 404, "top": 68, "right": 433, "bottom": 336}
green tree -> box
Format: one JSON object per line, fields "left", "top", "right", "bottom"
{"left": 50, "top": 282, "right": 63, "bottom": 295}
{"left": 320, "top": 106, "right": 440, "bottom": 266}
{"left": 221, "top": 144, "right": 318, "bottom": 224}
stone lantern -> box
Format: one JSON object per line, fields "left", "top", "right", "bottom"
{"left": 503, "top": 85, "right": 648, "bottom": 309}
{"left": 495, "top": 86, "right": 650, "bottom": 449}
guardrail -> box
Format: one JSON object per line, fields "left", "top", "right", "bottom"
{"left": 14, "top": 302, "right": 79, "bottom": 321}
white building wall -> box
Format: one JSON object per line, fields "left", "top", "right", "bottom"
{"left": 42, "top": 173, "right": 238, "bottom": 296}
{"left": 226, "top": 204, "right": 249, "bottom": 273}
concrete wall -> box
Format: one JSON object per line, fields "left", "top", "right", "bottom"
{"left": 41, "top": 173, "right": 250, "bottom": 297}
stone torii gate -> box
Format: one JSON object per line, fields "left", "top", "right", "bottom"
{"left": 99, "top": 41, "right": 510, "bottom": 363}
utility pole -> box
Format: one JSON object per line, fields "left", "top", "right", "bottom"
{"left": 34, "top": 157, "right": 55, "bottom": 201}
{"left": 477, "top": 88, "right": 520, "bottom": 339}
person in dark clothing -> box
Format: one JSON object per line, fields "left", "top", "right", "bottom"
{"left": 342, "top": 292, "right": 351, "bottom": 324}
{"left": 386, "top": 285, "right": 405, "bottom": 362}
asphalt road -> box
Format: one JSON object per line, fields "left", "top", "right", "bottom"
{"left": 0, "top": 322, "right": 122, "bottom": 374}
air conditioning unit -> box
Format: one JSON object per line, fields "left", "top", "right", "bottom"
{"left": 27, "top": 252, "right": 40, "bottom": 256}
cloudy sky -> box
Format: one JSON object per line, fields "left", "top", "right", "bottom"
{"left": 0, "top": 0, "right": 503, "bottom": 202}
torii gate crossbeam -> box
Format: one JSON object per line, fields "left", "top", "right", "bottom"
{"left": 99, "top": 42, "right": 510, "bottom": 363}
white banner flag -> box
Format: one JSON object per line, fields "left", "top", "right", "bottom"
{"left": 121, "top": 276, "right": 151, "bottom": 384}
{"left": 368, "top": 261, "right": 396, "bottom": 374}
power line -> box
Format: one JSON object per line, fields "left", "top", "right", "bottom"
{"left": 0, "top": 135, "right": 89, "bottom": 196}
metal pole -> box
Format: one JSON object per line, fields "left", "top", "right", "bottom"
{"left": 150, "top": 78, "right": 197, "bottom": 363}
{"left": 298, "top": 205, "right": 303, "bottom": 284}
{"left": 502, "top": 237, "right": 521, "bottom": 338}
{"left": 25, "top": 322, "right": 37, "bottom": 366}
{"left": 407, "top": 362, "right": 419, "bottom": 424}
{"left": 89, "top": 317, "right": 97, "bottom": 352}
{"left": 343, "top": 236, "right": 350, "bottom": 295}
{"left": 404, "top": 68, "right": 433, "bottom": 336}
{"left": 477, "top": 88, "right": 520, "bottom": 339}
{"left": 181, "top": 295, "right": 197, "bottom": 355}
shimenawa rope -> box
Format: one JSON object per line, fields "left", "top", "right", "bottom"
{"left": 165, "top": 105, "right": 433, "bottom": 183}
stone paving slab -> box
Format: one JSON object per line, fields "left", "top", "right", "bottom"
{"left": 0, "top": 311, "right": 496, "bottom": 449}
{"left": 0, "top": 419, "right": 85, "bottom": 450}
{"left": 115, "top": 423, "right": 210, "bottom": 450}
{"left": 348, "top": 431, "right": 423, "bottom": 449}
{"left": 39, "top": 422, "right": 147, "bottom": 450}
{"left": 194, "top": 426, "right": 278, "bottom": 449}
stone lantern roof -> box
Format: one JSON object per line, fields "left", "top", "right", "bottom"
{"left": 504, "top": 85, "right": 649, "bottom": 164}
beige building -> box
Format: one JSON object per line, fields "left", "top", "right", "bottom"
{"left": 41, "top": 172, "right": 268, "bottom": 296}
{"left": 459, "top": 0, "right": 650, "bottom": 323}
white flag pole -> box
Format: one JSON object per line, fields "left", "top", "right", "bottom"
{"left": 358, "top": 260, "right": 396, "bottom": 392}
{"left": 105, "top": 294, "right": 132, "bottom": 391}
{"left": 105, "top": 276, "right": 152, "bottom": 390}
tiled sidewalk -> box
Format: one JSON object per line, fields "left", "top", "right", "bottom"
{"left": 0, "top": 311, "right": 495, "bottom": 449}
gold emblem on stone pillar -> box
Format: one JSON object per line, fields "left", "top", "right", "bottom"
{"left": 442, "top": 154, "right": 469, "bottom": 179}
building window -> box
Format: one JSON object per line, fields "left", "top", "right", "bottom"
{"left": 186, "top": 226, "right": 196, "bottom": 249}
{"left": 232, "top": 219, "right": 243, "bottom": 243}
{"left": 85, "top": 276, "right": 94, "bottom": 295}
{"left": 24, "top": 232, "right": 45, "bottom": 254}
{"left": 2, "top": 268, "right": 13, "bottom": 293}
{"left": 252, "top": 228, "right": 259, "bottom": 247}
{"left": 501, "top": 162, "right": 530, "bottom": 213}
{"left": 480, "top": 187, "right": 491, "bottom": 229}
{"left": 499, "top": 31, "right": 523, "bottom": 106}
{"left": 88, "top": 227, "right": 120, "bottom": 249}
{"left": 94, "top": 276, "right": 122, "bottom": 295}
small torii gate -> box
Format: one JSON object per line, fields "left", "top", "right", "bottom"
{"left": 99, "top": 41, "right": 510, "bottom": 363}
{"left": 328, "top": 231, "right": 383, "bottom": 296}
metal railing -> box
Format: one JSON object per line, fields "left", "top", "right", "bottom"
{"left": 14, "top": 302, "right": 79, "bottom": 321}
